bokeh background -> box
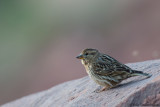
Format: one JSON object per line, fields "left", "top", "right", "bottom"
{"left": 1, "top": 0, "right": 160, "bottom": 105}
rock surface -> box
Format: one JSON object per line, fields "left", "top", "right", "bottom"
{"left": 2, "top": 59, "right": 160, "bottom": 107}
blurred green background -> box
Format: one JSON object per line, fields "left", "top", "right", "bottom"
{"left": 1, "top": 0, "right": 160, "bottom": 105}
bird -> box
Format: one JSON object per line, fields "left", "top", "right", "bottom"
{"left": 76, "top": 48, "right": 152, "bottom": 92}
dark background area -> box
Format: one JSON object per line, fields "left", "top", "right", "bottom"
{"left": 0, "top": 0, "right": 160, "bottom": 105}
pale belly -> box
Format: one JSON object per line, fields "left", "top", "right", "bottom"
{"left": 87, "top": 69, "right": 112, "bottom": 87}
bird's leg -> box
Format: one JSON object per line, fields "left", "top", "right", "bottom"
{"left": 100, "top": 86, "right": 109, "bottom": 92}
{"left": 94, "top": 86, "right": 110, "bottom": 93}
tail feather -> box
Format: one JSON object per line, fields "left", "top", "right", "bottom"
{"left": 131, "top": 70, "right": 152, "bottom": 78}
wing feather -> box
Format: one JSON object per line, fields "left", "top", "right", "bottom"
{"left": 92, "top": 54, "right": 132, "bottom": 76}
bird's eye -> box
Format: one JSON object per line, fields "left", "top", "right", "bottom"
{"left": 85, "top": 53, "right": 88, "bottom": 55}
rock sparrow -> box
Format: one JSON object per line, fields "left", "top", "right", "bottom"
{"left": 76, "top": 48, "right": 152, "bottom": 92}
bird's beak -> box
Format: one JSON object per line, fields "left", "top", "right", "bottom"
{"left": 76, "top": 54, "right": 84, "bottom": 59}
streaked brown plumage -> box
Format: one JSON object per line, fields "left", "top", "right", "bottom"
{"left": 76, "top": 48, "right": 152, "bottom": 92}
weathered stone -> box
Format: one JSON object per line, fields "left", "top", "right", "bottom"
{"left": 2, "top": 59, "right": 160, "bottom": 107}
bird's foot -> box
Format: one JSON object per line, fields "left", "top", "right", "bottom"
{"left": 94, "top": 86, "right": 110, "bottom": 93}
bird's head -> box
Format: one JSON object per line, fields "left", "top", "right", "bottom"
{"left": 76, "top": 48, "right": 99, "bottom": 61}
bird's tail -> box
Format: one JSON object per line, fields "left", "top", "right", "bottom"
{"left": 131, "top": 70, "right": 152, "bottom": 78}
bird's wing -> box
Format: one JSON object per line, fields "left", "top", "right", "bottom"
{"left": 92, "top": 54, "right": 132, "bottom": 76}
